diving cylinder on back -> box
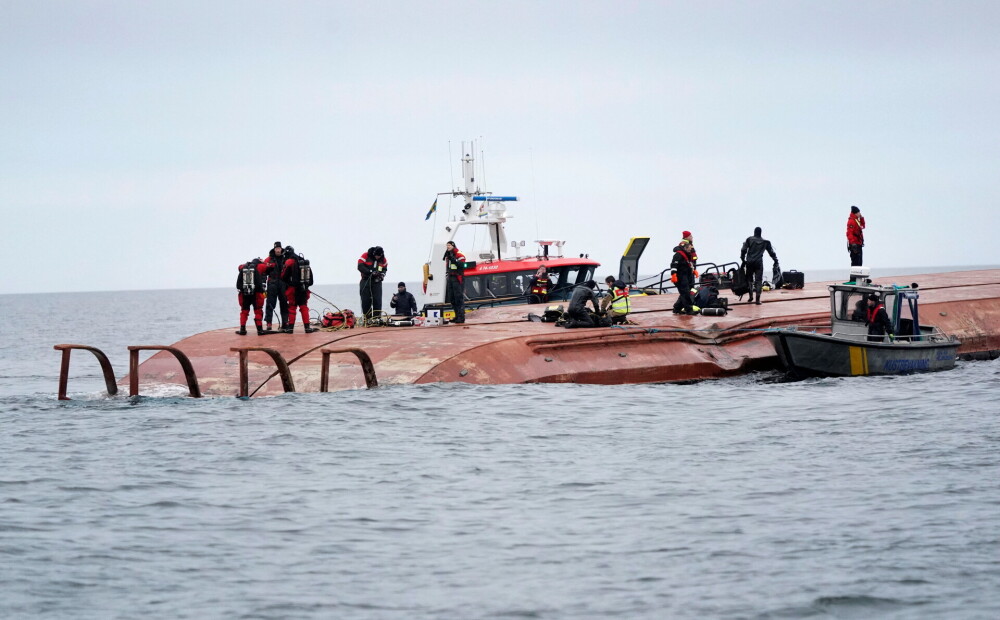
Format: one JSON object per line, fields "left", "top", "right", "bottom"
{"left": 240, "top": 264, "right": 256, "bottom": 294}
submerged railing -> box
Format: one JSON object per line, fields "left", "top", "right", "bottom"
{"left": 53, "top": 344, "right": 119, "bottom": 400}
{"left": 320, "top": 347, "right": 378, "bottom": 391}
{"left": 56, "top": 343, "right": 378, "bottom": 399}
{"left": 229, "top": 347, "right": 296, "bottom": 398}
{"left": 128, "top": 346, "right": 202, "bottom": 397}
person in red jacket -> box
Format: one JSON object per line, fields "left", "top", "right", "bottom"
{"left": 236, "top": 258, "right": 269, "bottom": 335}
{"left": 280, "top": 246, "right": 316, "bottom": 334}
{"left": 847, "top": 206, "right": 866, "bottom": 266}
{"left": 443, "top": 241, "right": 467, "bottom": 324}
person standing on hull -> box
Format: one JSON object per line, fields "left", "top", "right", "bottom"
{"left": 865, "top": 293, "right": 894, "bottom": 343}
{"left": 681, "top": 230, "right": 698, "bottom": 264}
{"left": 847, "top": 205, "right": 866, "bottom": 267}
{"left": 740, "top": 227, "right": 779, "bottom": 305}
{"left": 280, "top": 246, "right": 316, "bottom": 334}
{"left": 671, "top": 240, "right": 696, "bottom": 314}
{"left": 236, "top": 258, "right": 269, "bottom": 335}
{"left": 390, "top": 282, "right": 418, "bottom": 317}
{"left": 443, "top": 241, "right": 467, "bottom": 324}
{"left": 527, "top": 265, "right": 551, "bottom": 303}
{"left": 358, "top": 246, "right": 388, "bottom": 321}
{"left": 263, "top": 241, "right": 287, "bottom": 332}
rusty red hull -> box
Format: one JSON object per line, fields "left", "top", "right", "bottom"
{"left": 123, "top": 269, "right": 1000, "bottom": 397}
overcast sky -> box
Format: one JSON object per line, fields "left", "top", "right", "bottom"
{"left": 3, "top": 1, "right": 998, "bottom": 294}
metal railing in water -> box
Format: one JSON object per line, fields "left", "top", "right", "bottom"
{"left": 229, "top": 346, "right": 296, "bottom": 398}
{"left": 54, "top": 344, "right": 119, "bottom": 400}
{"left": 320, "top": 347, "right": 378, "bottom": 391}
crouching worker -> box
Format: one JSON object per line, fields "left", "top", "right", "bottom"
{"left": 390, "top": 281, "right": 418, "bottom": 317}
{"left": 236, "top": 258, "right": 269, "bottom": 335}
{"left": 564, "top": 280, "right": 601, "bottom": 328}
{"left": 600, "top": 275, "right": 630, "bottom": 325}
{"left": 865, "top": 293, "right": 894, "bottom": 342}
{"left": 281, "top": 246, "right": 316, "bottom": 334}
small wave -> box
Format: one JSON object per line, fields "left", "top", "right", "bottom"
{"left": 812, "top": 594, "right": 925, "bottom": 611}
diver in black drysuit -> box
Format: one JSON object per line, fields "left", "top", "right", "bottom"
{"left": 263, "top": 242, "right": 288, "bottom": 330}
{"left": 740, "top": 227, "right": 778, "bottom": 305}
{"left": 563, "top": 280, "right": 601, "bottom": 328}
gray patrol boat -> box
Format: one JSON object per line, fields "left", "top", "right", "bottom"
{"left": 765, "top": 273, "right": 960, "bottom": 377}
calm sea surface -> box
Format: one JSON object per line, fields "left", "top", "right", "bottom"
{"left": 2, "top": 274, "right": 999, "bottom": 619}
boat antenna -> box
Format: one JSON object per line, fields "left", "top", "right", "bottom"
{"left": 448, "top": 140, "right": 455, "bottom": 195}
{"left": 479, "top": 136, "right": 486, "bottom": 196}
{"left": 530, "top": 146, "right": 539, "bottom": 240}
{"left": 448, "top": 141, "right": 455, "bottom": 221}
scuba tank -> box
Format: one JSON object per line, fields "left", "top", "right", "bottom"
{"left": 701, "top": 307, "right": 726, "bottom": 316}
{"left": 240, "top": 262, "right": 257, "bottom": 294}
{"left": 298, "top": 257, "right": 313, "bottom": 289}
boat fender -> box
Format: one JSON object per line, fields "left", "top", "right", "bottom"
{"left": 701, "top": 307, "right": 727, "bottom": 316}
{"left": 422, "top": 262, "right": 431, "bottom": 293}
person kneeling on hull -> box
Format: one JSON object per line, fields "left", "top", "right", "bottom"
{"left": 600, "top": 275, "right": 630, "bottom": 325}
{"left": 563, "top": 280, "right": 601, "bottom": 328}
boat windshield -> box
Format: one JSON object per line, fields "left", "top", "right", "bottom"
{"left": 834, "top": 289, "right": 899, "bottom": 324}
{"left": 836, "top": 290, "right": 870, "bottom": 322}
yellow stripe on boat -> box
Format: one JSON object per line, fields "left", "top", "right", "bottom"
{"left": 849, "top": 346, "right": 869, "bottom": 376}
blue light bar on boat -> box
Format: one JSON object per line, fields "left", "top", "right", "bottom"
{"left": 472, "top": 196, "right": 518, "bottom": 201}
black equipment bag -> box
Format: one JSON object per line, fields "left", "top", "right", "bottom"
{"left": 782, "top": 270, "right": 805, "bottom": 289}
{"left": 730, "top": 263, "right": 750, "bottom": 298}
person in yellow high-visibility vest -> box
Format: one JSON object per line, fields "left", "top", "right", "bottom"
{"left": 600, "top": 275, "right": 631, "bottom": 325}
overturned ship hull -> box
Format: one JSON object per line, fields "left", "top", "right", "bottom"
{"left": 119, "top": 270, "right": 1000, "bottom": 397}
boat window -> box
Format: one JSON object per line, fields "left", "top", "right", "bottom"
{"left": 511, "top": 271, "right": 534, "bottom": 295}
{"left": 486, "top": 274, "right": 509, "bottom": 296}
{"left": 835, "top": 291, "right": 869, "bottom": 322}
{"left": 464, "top": 276, "right": 483, "bottom": 299}
{"left": 564, "top": 266, "right": 583, "bottom": 286}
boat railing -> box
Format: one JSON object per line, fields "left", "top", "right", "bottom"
{"left": 633, "top": 261, "right": 740, "bottom": 294}
{"left": 54, "top": 344, "right": 120, "bottom": 400}
{"left": 229, "top": 346, "right": 295, "bottom": 398}
{"left": 128, "top": 345, "right": 202, "bottom": 397}
{"left": 320, "top": 347, "right": 378, "bottom": 391}
{"left": 827, "top": 330, "right": 955, "bottom": 344}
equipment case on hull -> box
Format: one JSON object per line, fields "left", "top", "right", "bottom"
{"left": 782, "top": 270, "right": 805, "bottom": 289}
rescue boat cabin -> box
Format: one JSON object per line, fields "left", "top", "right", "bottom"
{"left": 829, "top": 280, "right": 931, "bottom": 342}
{"left": 423, "top": 144, "right": 600, "bottom": 310}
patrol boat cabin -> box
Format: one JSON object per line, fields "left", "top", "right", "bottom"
{"left": 422, "top": 144, "right": 599, "bottom": 311}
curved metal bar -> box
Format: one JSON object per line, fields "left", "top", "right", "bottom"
{"left": 228, "top": 347, "right": 295, "bottom": 398}
{"left": 320, "top": 347, "right": 378, "bottom": 391}
{"left": 53, "top": 344, "right": 119, "bottom": 400}
{"left": 127, "top": 346, "right": 202, "bottom": 398}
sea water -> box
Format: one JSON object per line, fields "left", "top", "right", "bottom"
{"left": 1, "top": 278, "right": 999, "bottom": 619}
